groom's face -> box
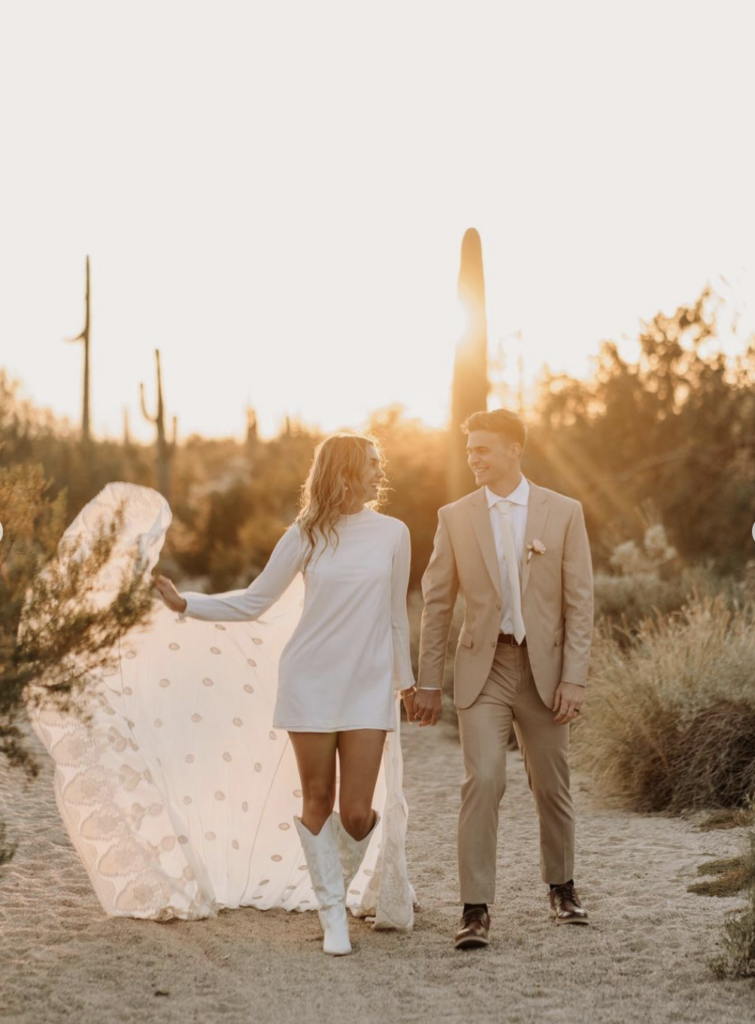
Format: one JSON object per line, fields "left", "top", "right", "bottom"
{"left": 466, "top": 430, "right": 520, "bottom": 488}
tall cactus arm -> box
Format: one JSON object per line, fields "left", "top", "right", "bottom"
{"left": 139, "top": 381, "right": 157, "bottom": 424}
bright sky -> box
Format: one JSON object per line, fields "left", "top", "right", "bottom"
{"left": 1, "top": 0, "right": 754, "bottom": 441}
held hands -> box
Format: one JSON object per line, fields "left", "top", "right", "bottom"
{"left": 153, "top": 575, "right": 188, "bottom": 614}
{"left": 408, "top": 687, "right": 441, "bottom": 727}
{"left": 552, "top": 681, "right": 585, "bottom": 725}
{"left": 401, "top": 690, "right": 415, "bottom": 723}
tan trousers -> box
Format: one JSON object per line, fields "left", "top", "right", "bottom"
{"left": 457, "top": 642, "right": 575, "bottom": 904}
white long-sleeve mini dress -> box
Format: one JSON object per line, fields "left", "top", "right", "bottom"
{"left": 180, "top": 508, "right": 415, "bottom": 732}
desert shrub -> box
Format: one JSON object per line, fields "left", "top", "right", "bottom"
{"left": 593, "top": 523, "right": 728, "bottom": 643}
{"left": 0, "top": 463, "right": 153, "bottom": 869}
{"left": 594, "top": 566, "right": 721, "bottom": 642}
{"left": 573, "top": 596, "right": 755, "bottom": 812}
{"left": 367, "top": 407, "right": 449, "bottom": 590}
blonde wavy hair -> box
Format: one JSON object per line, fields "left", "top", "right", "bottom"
{"left": 297, "top": 433, "right": 386, "bottom": 571}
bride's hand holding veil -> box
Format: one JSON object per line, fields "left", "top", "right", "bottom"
{"left": 153, "top": 574, "right": 188, "bottom": 613}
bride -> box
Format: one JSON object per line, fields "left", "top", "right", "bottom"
{"left": 28, "top": 433, "right": 417, "bottom": 953}
{"left": 155, "top": 432, "right": 416, "bottom": 955}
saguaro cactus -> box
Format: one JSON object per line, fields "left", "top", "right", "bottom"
{"left": 246, "top": 405, "right": 258, "bottom": 443}
{"left": 140, "top": 349, "right": 177, "bottom": 500}
{"left": 449, "top": 228, "right": 490, "bottom": 499}
{"left": 65, "top": 255, "right": 91, "bottom": 444}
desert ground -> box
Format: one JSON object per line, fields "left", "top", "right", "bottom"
{"left": 1, "top": 714, "right": 753, "bottom": 1024}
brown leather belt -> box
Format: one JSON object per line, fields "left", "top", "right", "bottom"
{"left": 498, "top": 632, "right": 527, "bottom": 647}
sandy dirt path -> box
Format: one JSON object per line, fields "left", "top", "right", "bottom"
{"left": 1, "top": 715, "right": 753, "bottom": 1024}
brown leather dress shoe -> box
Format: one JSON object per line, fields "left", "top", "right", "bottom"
{"left": 549, "top": 883, "right": 589, "bottom": 925}
{"left": 454, "top": 906, "right": 491, "bottom": 949}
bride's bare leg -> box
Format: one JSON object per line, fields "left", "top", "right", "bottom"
{"left": 337, "top": 729, "right": 386, "bottom": 840}
{"left": 288, "top": 732, "right": 338, "bottom": 835}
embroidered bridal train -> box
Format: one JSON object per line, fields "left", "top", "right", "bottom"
{"left": 27, "top": 483, "right": 415, "bottom": 927}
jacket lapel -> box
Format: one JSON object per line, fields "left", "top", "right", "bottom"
{"left": 521, "top": 482, "right": 550, "bottom": 597}
{"left": 469, "top": 489, "right": 502, "bottom": 598}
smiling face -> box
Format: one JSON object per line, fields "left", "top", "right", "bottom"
{"left": 299, "top": 434, "right": 387, "bottom": 565}
{"left": 353, "top": 443, "right": 385, "bottom": 504}
{"left": 466, "top": 429, "right": 523, "bottom": 494}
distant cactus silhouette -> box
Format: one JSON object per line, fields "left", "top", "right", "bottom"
{"left": 140, "top": 349, "right": 177, "bottom": 500}
{"left": 65, "top": 255, "right": 92, "bottom": 444}
{"left": 449, "top": 228, "right": 490, "bottom": 498}
{"left": 282, "top": 415, "right": 303, "bottom": 438}
{"left": 246, "top": 404, "right": 258, "bottom": 444}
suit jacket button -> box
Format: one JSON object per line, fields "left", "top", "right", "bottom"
{"left": 496, "top": 604, "right": 502, "bottom": 611}
{"left": 490, "top": 641, "right": 495, "bottom": 648}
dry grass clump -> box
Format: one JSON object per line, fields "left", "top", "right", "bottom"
{"left": 573, "top": 596, "right": 755, "bottom": 813}
{"left": 0, "top": 822, "right": 16, "bottom": 871}
{"left": 689, "top": 856, "right": 751, "bottom": 898}
{"left": 699, "top": 808, "right": 755, "bottom": 832}
{"left": 711, "top": 830, "right": 755, "bottom": 978}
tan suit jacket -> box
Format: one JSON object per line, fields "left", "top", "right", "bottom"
{"left": 418, "top": 481, "right": 594, "bottom": 709}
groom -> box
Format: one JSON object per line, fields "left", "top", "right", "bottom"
{"left": 414, "top": 408, "right": 594, "bottom": 948}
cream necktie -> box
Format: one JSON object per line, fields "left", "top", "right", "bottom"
{"left": 497, "top": 501, "right": 526, "bottom": 643}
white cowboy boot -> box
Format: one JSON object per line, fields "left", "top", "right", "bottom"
{"left": 336, "top": 810, "right": 381, "bottom": 893}
{"left": 294, "top": 813, "right": 352, "bottom": 955}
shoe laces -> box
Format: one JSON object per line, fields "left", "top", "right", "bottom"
{"left": 462, "top": 905, "right": 488, "bottom": 924}
{"left": 552, "top": 882, "right": 578, "bottom": 905}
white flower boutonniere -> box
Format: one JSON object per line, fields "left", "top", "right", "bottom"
{"left": 526, "top": 539, "right": 546, "bottom": 563}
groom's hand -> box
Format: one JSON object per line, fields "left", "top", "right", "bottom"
{"left": 552, "top": 681, "right": 585, "bottom": 725}
{"left": 412, "top": 688, "right": 442, "bottom": 727}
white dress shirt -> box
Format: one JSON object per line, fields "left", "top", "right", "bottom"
{"left": 485, "top": 476, "right": 530, "bottom": 635}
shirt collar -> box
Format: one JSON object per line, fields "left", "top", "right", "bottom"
{"left": 485, "top": 476, "right": 530, "bottom": 509}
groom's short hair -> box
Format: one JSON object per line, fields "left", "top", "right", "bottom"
{"left": 462, "top": 408, "right": 527, "bottom": 449}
